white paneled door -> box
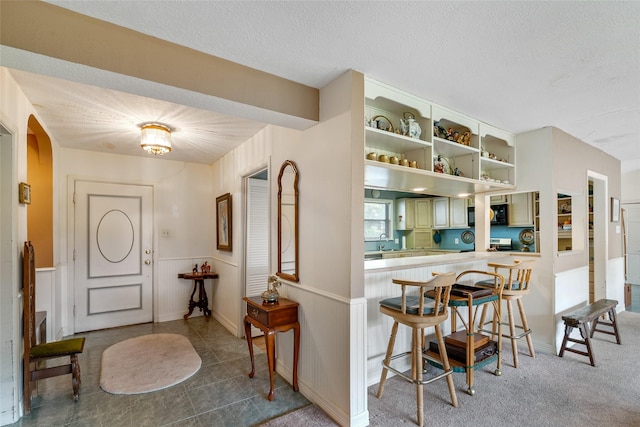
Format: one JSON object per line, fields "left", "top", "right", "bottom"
{"left": 74, "top": 181, "right": 153, "bottom": 332}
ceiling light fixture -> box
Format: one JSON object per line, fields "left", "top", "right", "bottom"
{"left": 140, "top": 123, "right": 172, "bottom": 155}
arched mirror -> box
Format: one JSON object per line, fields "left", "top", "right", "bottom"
{"left": 277, "top": 160, "right": 299, "bottom": 282}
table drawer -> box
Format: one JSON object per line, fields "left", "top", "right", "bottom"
{"left": 246, "top": 302, "right": 298, "bottom": 326}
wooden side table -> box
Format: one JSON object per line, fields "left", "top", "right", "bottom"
{"left": 177, "top": 273, "right": 219, "bottom": 319}
{"left": 243, "top": 296, "right": 300, "bottom": 401}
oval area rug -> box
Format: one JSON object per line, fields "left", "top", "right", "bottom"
{"left": 100, "top": 333, "right": 201, "bottom": 394}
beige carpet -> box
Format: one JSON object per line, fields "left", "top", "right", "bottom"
{"left": 100, "top": 333, "right": 201, "bottom": 394}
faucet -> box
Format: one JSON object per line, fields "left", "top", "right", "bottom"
{"left": 379, "top": 233, "right": 388, "bottom": 251}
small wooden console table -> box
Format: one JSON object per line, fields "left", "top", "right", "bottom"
{"left": 177, "top": 272, "right": 218, "bottom": 319}
{"left": 243, "top": 296, "right": 300, "bottom": 401}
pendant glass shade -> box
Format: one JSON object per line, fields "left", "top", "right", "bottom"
{"left": 141, "top": 124, "right": 171, "bottom": 155}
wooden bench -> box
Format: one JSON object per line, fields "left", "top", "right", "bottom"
{"left": 558, "top": 299, "right": 621, "bottom": 366}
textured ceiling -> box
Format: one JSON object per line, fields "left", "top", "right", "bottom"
{"left": 4, "top": 1, "right": 640, "bottom": 170}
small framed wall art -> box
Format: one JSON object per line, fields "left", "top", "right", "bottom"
{"left": 611, "top": 197, "right": 620, "bottom": 223}
{"left": 216, "top": 193, "right": 232, "bottom": 251}
{"left": 19, "top": 182, "right": 31, "bottom": 204}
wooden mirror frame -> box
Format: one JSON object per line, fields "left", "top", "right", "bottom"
{"left": 277, "top": 160, "right": 299, "bottom": 282}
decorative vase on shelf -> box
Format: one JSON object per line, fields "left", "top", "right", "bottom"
{"left": 400, "top": 112, "right": 421, "bottom": 139}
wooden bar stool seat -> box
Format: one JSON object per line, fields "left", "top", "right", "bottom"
{"left": 376, "top": 272, "right": 458, "bottom": 427}
{"left": 474, "top": 260, "right": 535, "bottom": 368}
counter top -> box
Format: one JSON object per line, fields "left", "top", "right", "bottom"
{"left": 364, "top": 250, "right": 539, "bottom": 272}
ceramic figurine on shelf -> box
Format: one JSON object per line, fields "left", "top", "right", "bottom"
{"left": 457, "top": 131, "right": 472, "bottom": 146}
{"left": 434, "top": 156, "right": 446, "bottom": 174}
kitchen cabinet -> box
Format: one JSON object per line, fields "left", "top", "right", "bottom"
{"left": 450, "top": 198, "right": 469, "bottom": 228}
{"left": 432, "top": 197, "right": 468, "bottom": 229}
{"left": 508, "top": 192, "right": 534, "bottom": 226}
{"left": 414, "top": 199, "right": 432, "bottom": 229}
{"left": 396, "top": 198, "right": 415, "bottom": 230}
{"left": 432, "top": 197, "right": 450, "bottom": 229}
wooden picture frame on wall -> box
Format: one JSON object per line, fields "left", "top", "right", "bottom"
{"left": 19, "top": 182, "right": 31, "bottom": 204}
{"left": 611, "top": 197, "right": 620, "bottom": 223}
{"left": 216, "top": 193, "right": 232, "bottom": 251}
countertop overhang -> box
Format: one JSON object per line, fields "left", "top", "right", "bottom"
{"left": 364, "top": 250, "right": 539, "bottom": 272}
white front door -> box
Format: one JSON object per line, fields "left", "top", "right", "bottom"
{"left": 74, "top": 181, "right": 153, "bottom": 332}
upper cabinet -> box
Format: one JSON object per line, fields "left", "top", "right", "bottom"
{"left": 364, "top": 78, "right": 516, "bottom": 197}
{"left": 508, "top": 192, "right": 534, "bottom": 227}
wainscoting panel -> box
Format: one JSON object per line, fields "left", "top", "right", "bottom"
{"left": 156, "top": 257, "right": 214, "bottom": 322}
{"left": 280, "top": 285, "right": 367, "bottom": 427}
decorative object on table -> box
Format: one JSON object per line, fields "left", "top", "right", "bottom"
{"left": 461, "top": 230, "right": 475, "bottom": 244}
{"left": 216, "top": 193, "right": 232, "bottom": 251}
{"left": 261, "top": 275, "right": 281, "bottom": 304}
{"left": 433, "top": 230, "right": 442, "bottom": 244}
{"left": 192, "top": 264, "right": 198, "bottom": 274}
{"left": 400, "top": 112, "right": 421, "bottom": 139}
{"left": 201, "top": 261, "right": 211, "bottom": 274}
{"left": 19, "top": 182, "right": 31, "bottom": 204}
{"left": 611, "top": 197, "right": 620, "bottom": 222}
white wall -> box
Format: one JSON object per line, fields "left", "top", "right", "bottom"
{"left": 0, "top": 67, "right": 41, "bottom": 424}
{"left": 516, "top": 126, "right": 624, "bottom": 353}
{"left": 57, "top": 148, "right": 215, "bottom": 334}
{"left": 208, "top": 70, "right": 369, "bottom": 426}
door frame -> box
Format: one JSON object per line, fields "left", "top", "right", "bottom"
{"left": 587, "top": 171, "right": 608, "bottom": 302}
{"left": 0, "top": 124, "right": 19, "bottom": 424}
{"left": 66, "top": 176, "right": 156, "bottom": 335}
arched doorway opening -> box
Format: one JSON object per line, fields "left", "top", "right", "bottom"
{"left": 26, "top": 115, "right": 53, "bottom": 268}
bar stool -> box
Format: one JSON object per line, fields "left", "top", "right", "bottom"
{"left": 376, "top": 272, "right": 458, "bottom": 427}
{"left": 475, "top": 260, "right": 535, "bottom": 368}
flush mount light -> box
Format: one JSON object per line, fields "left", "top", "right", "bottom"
{"left": 140, "top": 123, "right": 172, "bottom": 155}
{"left": 411, "top": 187, "right": 426, "bottom": 192}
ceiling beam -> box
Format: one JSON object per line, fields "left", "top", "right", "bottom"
{"left": 0, "top": 1, "right": 319, "bottom": 125}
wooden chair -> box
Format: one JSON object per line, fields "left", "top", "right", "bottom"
{"left": 376, "top": 272, "right": 458, "bottom": 427}
{"left": 23, "top": 241, "right": 85, "bottom": 414}
{"left": 475, "top": 260, "right": 535, "bottom": 368}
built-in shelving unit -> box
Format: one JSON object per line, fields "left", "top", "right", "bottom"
{"left": 364, "top": 78, "right": 515, "bottom": 197}
{"left": 558, "top": 194, "right": 572, "bottom": 251}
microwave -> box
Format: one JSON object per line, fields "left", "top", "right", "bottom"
{"left": 467, "top": 204, "right": 509, "bottom": 226}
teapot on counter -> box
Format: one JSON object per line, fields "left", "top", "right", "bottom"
{"left": 400, "top": 112, "right": 421, "bottom": 139}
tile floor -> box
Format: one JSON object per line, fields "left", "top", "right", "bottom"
{"left": 13, "top": 316, "right": 312, "bottom": 426}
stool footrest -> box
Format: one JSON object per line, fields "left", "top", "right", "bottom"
{"left": 382, "top": 352, "right": 454, "bottom": 386}
{"left": 478, "top": 322, "right": 532, "bottom": 340}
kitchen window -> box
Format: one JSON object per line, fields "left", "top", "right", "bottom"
{"left": 364, "top": 198, "right": 394, "bottom": 241}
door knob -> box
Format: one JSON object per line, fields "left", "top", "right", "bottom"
{"left": 145, "top": 249, "right": 151, "bottom": 254}
{"left": 145, "top": 259, "right": 151, "bottom": 265}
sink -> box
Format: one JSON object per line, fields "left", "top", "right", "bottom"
{"left": 364, "top": 253, "right": 383, "bottom": 260}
